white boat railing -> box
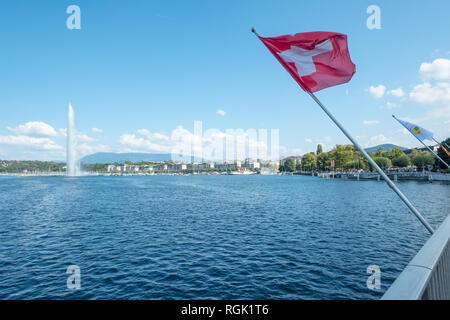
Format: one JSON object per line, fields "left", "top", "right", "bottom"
{"left": 382, "top": 214, "right": 450, "bottom": 300}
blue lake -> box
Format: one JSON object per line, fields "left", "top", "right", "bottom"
{"left": 0, "top": 175, "right": 448, "bottom": 299}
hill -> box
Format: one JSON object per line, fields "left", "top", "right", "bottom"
{"left": 365, "top": 144, "right": 407, "bottom": 153}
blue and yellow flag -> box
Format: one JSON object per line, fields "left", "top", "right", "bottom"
{"left": 393, "top": 116, "right": 434, "bottom": 142}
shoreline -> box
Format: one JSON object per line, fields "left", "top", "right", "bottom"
{"left": 1, "top": 171, "right": 450, "bottom": 181}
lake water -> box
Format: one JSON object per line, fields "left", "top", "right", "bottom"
{"left": 0, "top": 175, "right": 448, "bottom": 299}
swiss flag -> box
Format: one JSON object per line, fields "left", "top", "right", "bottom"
{"left": 257, "top": 31, "right": 356, "bottom": 93}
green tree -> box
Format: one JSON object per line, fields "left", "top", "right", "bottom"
{"left": 411, "top": 150, "right": 435, "bottom": 169}
{"left": 408, "top": 149, "right": 420, "bottom": 161}
{"left": 302, "top": 153, "right": 317, "bottom": 171}
{"left": 316, "top": 152, "right": 329, "bottom": 171}
{"left": 383, "top": 148, "right": 405, "bottom": 161}
{"left": 328, "top": 145, "right": 354, "bottom": 170}
{"left": 354, "top": 151, "right": 369, "bottom": 170}
{"left": 374, "top": 147, "right": 384, "bottom": 157}
{"left": 436, "top": 138, "right": 450, "bottom": 170}
{"left": 0, "top": 160, "right": 66, "bottom": 173}
{"left": 284, "top": 158, "right": 296, "bottom": 172}
{"left": 392, "top": 154, "right": 411, "bottom": 167}
{"left": 344, "top": 160, "right": 360, "bottom": 170}
{"left": 316, "top": 144, "right": 323, "bottom": 155}
{"left": 295, "top": 160, "right": 302, "bottom": 171}
{"left": 373, "top": 157, "right": 392, "bottom": 168}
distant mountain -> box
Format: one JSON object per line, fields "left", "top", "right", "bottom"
{"left": 365, "top": 144, "right": 407, "bottom": 153}
{"left": 80, "top": 152, "right": 199, "bottom": 164}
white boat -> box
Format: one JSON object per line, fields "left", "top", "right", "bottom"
{"left": 229, "top": 169, "right": 255, "bottom": 175}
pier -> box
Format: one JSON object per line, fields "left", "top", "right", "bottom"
{"left": 300, "top": 171, "right": 450, "bottom": 182}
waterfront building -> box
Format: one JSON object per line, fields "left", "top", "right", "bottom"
{"left": 153, "top": 164, "right": 168, "bottom": 171}
{"left": 188, "top": 162, "right": 215, "bottom": 170}
{"left": 243, "top": 161, "right": 261, "bottom": 169}
{"left": 215, "top": 161, "right": 241, "bottom": 169}
{"left": 106, "top": 165, "right": 122, "bottom": 173}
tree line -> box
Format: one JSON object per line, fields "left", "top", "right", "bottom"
{"left": 280, "top": 137, "right": 450, "bottom": 173}
{"left": 0, "top": 160, "right": 66, "bottom": 173}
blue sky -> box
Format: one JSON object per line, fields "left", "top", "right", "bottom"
{"left": 0, "top": 0, "right": 449, "bottom": 160}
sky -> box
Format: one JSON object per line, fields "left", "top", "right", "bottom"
{"left": 0, "top": 0, "right": 449, "bottom": 161}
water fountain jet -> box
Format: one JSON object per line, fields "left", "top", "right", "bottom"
{"left": 67, "top": 103, "right": 81, "bottom": 176}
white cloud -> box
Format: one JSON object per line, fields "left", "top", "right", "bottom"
{"left": 361, "top": 57, "right": 450, "bottom": 149}
{"left": 0, "top": 135, "right": 62, "bottom": 150}
{"left": 369, "top": 85, "right": 386, "bottom": 99}
{"left": 119, "top": 126, "right": 281, "bottom": 160}
{"left": 388, "top": 88, "right": 405, "bottom": 98}
{"left": 426, "top": 105, "right": 450, "bottom": 120}
{"left": 363, "top": 113, "right": 450, "bottom": 149}
{"left": 409, "top": 82, "right": 450, "bottom": 104}
{"left": 386, "top": 102, "right": 398, "bottom": 109}
{"left": 92, "top": 128, "right": 103, "bottom": 133}
{"left": 0, "top": 122, "right": 69, "bottom": 160}
{"left": 363, "top": 129, "right": 425, "bottom": 149}
{"left": 395, "top": 128, "right": 410, "bottom": 135}
{"left": 398, "top": 110, "right": 449, "bottom": 124}
{"left": 363, "top": 134, "right": 391, "bottom": 148}
{"left": 305, "top": 138, "right": 312, "bottom": 143}
{"left": 7, "top": 121, "right": 58, "bottom": 137}
{"left": 136, "top": 129, "right": 170, "bottom": 141}
{"left": 420, "top": 58, "right": 450, "bottom": 80}
{"left": 77, "top": 143, "right": 112, "bottom": 158}
{"left": 58, "top": 128, "right": 96, "bottom": 142}
{"left": 119, "top": 133, "right": 171, "bottom": 153}
{"left": 290, "top": 148, "right": 303, "bottom": 155}
{"left": 216, "top": 109, "right": 226, "bottom": 116}
{"left": 363, "top": 120, "right": 380, "bottom": 125}
{"left": 431, "top": 49, "right": 441, "bottom": 56}
{"left": 363, "top": 133, "right": 418, "bottom": 149}
{"left": 77, "top": 133, "right": 96, "bottom": 143}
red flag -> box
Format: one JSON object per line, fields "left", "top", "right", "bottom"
{"left": 257, "top": 31, "right": 356, "bottom": 93}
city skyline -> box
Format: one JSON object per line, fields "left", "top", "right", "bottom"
{"left": 1, "top": 0, "right": 450, "bottom": 161}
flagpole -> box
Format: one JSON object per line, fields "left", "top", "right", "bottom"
{"left": 307, "top": 93, "right": 434, "bottom": 234}
{"left": 251, "top": 28, "right": 434, "bottom": 234}
{"left": 414, "top": 139, "right": 449, "bottom": 170}
{"left": 392, "top": 116, "right": 450, "bottom": 170}
{"left": 432, "top": 138, "right": 442, "bottom": 146}
{"left": 251, "top": 27, "right": 260, "bottom": 36}
{"left": 432, "top": 138, "right": 450, "bottom": 164}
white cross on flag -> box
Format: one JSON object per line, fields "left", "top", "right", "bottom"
{"left": 257, "top": 31, "right": 356, "bottom": 92}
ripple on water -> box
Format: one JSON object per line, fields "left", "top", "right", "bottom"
{"left": 0, "top": 175, "right": 447, "bottom": 299}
